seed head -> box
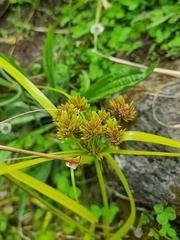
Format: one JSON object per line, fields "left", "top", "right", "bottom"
{"left": 81, "top": 112, "right": 106, "bottom": 140}
{"left": 53, "top": 103, "right": 78, "bottom": 123}
{"left": 90, "top": 23, "right": 104, "bottom": 36}
{"left": 106, "top": 118, "right": 125, "bottom": 147}
{"left": 69, "top": 96, "right": 89, "bottom": 112}
{"left": 56, "top": 111, "right": 82, "bottom": 142}
{"left": 98, "top": 110, "right": 111, "bottom": 124}
{"left": 109, "top": 95, "right": 136, "bottom": 122}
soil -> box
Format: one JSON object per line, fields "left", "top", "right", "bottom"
{"left": 0, "top": 1, "right": 55, "bottom": 74}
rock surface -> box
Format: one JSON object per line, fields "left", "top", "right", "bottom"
{"left": 115, "top": 73, "right": 180, "bottom": 207}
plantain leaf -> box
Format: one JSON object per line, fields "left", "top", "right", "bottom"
{"left": 84, "top": 60, "right": 159, "bottom": 103}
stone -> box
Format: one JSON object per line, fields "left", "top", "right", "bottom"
{"left": 115, "top": 75, "right": 180, "bottom": 207}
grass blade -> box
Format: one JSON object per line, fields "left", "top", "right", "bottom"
{"left": 4, "top": 167, "right": 98, "bottom": 224}
{"left": 105, "top": 153, "right": 136, "bottom": 240}
{"left": 5, "top": 173, "right": 95, "bottom": 236}
{"left": 123, "top": 131, "right": 180, "bottom": 149}
{"left": 0, "top": 56, "right": 56, "bottom": 117}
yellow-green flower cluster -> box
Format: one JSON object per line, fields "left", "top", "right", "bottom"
{"left": 109, "top": 95, "right": 136, "bottom": 122}
{"left": 69, "top": 95, "right": 89, "bottom": 112}
{"left": 106, "top": 118, "right": 125, "bottom": 148}
{"left": 53, "top": 95, "right": 136, "bottom": 157}
{"left": 81, "top": 112, "right": 107, "bottom": 140}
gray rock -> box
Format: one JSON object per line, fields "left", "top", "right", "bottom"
{"left": 115, "top": 77, "right": 180, "bottom": 207}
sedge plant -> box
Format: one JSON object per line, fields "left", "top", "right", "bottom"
{"left": 1, "top": 56, "right": 180, "bottom": 239}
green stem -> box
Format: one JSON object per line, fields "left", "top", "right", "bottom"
{"left": 72, "top": 135, "right": 87, "bottom": 153}
{"left": 94, "top": 0, "right": 102, "bottom": 50}
{"left": 95, "top": 0, "right": 102, "bottom": 24}
{"left": 104, "top": 153, "right": 136, "bottom": 240}
{"left": 92, "top": 138, "right": 95, "bottom": 157}
{"left": 94, "top": 159, "right": 109, "bottom": 238}
{"left": 83, "top": 223, "right": 97, "bottom": 240}
{"left": 36, "top": 85, "right": 71, "bottom": 99}
{"left": 70, "top": 168, "right": 79, "bottom": 203}
{"left": 94, "top": 34, "right": 98, "bottom": 50}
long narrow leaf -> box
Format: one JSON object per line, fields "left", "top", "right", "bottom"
{"left": 5, "top": 173, "right": 95, "bottom": 236}
{"left": 0, "top": 75, "right": 22, "bottom": 106}
{"left": 3, "top": 167, "right": 98, "bottom": 224}
{"left": 0, "top": 57, "right": 56, "bottom": 117}
{"left": 105, "top": 153, "right": 136, "bottom": 240}
{"left": 123, "top": 131, "right": 180, "bottom": 149}
{"left": 0, "top": 158, "right": 50, "bottom": 176}
{"left": 105, "top": 149, "right": 180, "bottom": 157}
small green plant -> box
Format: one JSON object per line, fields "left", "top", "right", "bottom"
{"left": 43, "top": 24, "right": 159, "bottom": 101}
{"left": 31, "top": 62, "right": 42, "bottom": 76}
{"left": 149, "top": 204, "right": 179, "bottom": 240}
{"left": 0, "top": 0, "right": 39, "bottom": 44}
{"left": 40, "top": 0, "right": 180, "bottom": 101}
{"left": 7, "top": 5, "right": 32, "bottom": 36}
{"left": 131, "top": 208, "right": 155, "bottom": 238}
